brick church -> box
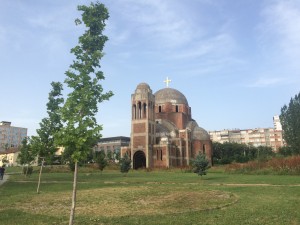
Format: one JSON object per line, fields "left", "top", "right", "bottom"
{"left": 121, "top": 81, "right": 213, "bottom": 169}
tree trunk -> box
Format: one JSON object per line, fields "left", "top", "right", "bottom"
{"left": 37, "top": 158, "right": 44, "bottom": 194}
{"left": 69, "top": 161, "right": 78, "bottom": 225}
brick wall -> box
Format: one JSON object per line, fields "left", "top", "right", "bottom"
{"left": 133, "top": 123, "right": 146, "bottom": 133}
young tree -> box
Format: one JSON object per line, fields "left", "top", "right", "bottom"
{"left": 120, "top": 153, "right": 131, "bottom": 175}
{"left": 17, "top": 137, "right": 35, "bottom": 177}
{"left": 191, "top": 153, "right": 210, "bottom": 177}
{"left": 32, "top": 82, "right": 64, "bottom": 164}
{"left": 95, "top": 150, "right": 108, "bottom": 172}
{"left": 55, "top": 3, "right": 113, "bottom": 224}
{"left": 280, "top": 92, "right": 300, "bottom": 155}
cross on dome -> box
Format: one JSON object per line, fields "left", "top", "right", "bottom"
{"left": 163, "top": 77, "right": 171, "bottom": 88}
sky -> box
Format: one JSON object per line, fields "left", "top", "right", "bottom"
{"left": 1, "top": 0, "right": 300, "bottom": 138}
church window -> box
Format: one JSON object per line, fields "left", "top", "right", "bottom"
{"left": 143, "top": 103, "right": 147, "bottom": 118}
{"left": 159, "top": 105, "right": 162, "bottom": 112}
{"left": 138, "top": 102, "right": 142, "bottom": 119}
{"left": 176, "top": 105, "right": 179, "bottom": 112}
{"left": 132, "top": 104, "right": 136, "bottom": 120}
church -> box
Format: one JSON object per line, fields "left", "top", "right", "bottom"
{"left": 121, "top": 79, "right": 213, "bottom": 169}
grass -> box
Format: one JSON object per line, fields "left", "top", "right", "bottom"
{"left": 0, "top": 167, "right": 300, "bottom": 225}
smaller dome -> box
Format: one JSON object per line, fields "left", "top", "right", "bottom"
{"left": 193, "top": 126, "right": 210, "bottom": 141}
{"left": 135, "top": 82, "right": 152, "bottom": 94}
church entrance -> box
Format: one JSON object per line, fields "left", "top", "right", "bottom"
{"left": 133, "top": 150, "right": 146, "bottom": 169}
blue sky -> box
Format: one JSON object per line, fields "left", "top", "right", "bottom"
{"left": 1, "top": 0, "right": 300, "bottom": 137}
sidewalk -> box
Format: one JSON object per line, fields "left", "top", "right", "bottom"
{"left": 0, "top": 174, "right": 9, "bottom": 186}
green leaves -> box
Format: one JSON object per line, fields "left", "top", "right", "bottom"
{"left": 57, "top": 2, "right": 113, "bottom": 163}
{"left": 280, "top": 92, "right": 300, "bottom": 154}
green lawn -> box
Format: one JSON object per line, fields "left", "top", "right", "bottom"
{"left": 0, "top": 167, "right": 299, "bottom": 225}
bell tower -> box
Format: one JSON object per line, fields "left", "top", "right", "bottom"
{"left": 131, "top": 83, "right": 156, "bottom": 169}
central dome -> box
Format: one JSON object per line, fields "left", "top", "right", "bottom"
{"left": 154, "top": 88, "right": 188, "bottom": 105}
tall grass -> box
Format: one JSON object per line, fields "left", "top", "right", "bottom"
{"left": 225, "top": 155, "right": 300, "bottom": 174}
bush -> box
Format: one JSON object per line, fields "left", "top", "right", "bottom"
{"left": 22, "top": 166, "right": 33, "bottom": 177}
{"left": 225, "top": 156, "right": 300, "bottom": 175}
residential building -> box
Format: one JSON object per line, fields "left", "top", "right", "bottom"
{"left": 209, "top": 116, "right": 285, "bottom": 152}
{"left": 95, "top": 136, "right": 130, "bottom": 156}
{"left": 0, "top": 121, "right": 27, "bottom": 151}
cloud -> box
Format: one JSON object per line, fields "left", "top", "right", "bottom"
{"left": 247, "top": 77, "right": 285, "bottom": 88}
{"left": 259, "top": 0, "right": 300, "bottom": 67}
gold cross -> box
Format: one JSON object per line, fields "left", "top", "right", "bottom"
{"left": 163, "top": 77, "right": 171, "bottom": 87}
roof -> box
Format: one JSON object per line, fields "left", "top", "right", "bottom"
{"left": 98, "top": 136, "right": 130, "bottom": 143}
{"left": 154, "top": 88, "right": 189, "bottom": 105}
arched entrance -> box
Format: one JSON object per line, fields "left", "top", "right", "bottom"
{"left": 133, "top": 150, "right": 146, "bottom": 169}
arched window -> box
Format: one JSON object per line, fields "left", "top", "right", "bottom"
{"left": 132, "top": 104, "right": 136, "bottom": 119}
{"left": 203, "top": 144, "right": 206, "bottom": 154}
{"left": 159, "top": 105, "right": 162, "bottom": 112}
{"left": 160, "top": 150, "right": 163, "bottom": 160}
{"left": 143, "top": 103, "right": 147, "bottom": 118}
{"left": 138, "top": 102, "right": 142, "bottom": 119}
{"left": 175, "top": 105, "right": 179, "bottom": 112}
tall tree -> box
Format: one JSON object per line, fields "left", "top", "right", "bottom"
{"left": 55, "top": 2, "right": 113, "bottom": 224}
{"left": 280, "top": 92, "right": 300, "bottom": 155}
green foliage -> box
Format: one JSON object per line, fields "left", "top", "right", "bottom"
{"left": 55, "top": 2, "right": 113, "bottom": 163}
{"left": 31, "top": 82, "right": 64, "bottom": 165}
{"left": 106, "top": 150, "right": 112, "bottom": 160}
{"left": 120, "top": 153, "right": 131, "bottom": 174}
{"left": 95, "top": 150, "right": 107, "bottom": 172}
{"left": 213, "top": 142, "right": 274, "bottom": 164}
{"left": 17, "top": 138, "right": 35, "bottom": 166}
{"left": 191, "top": 153, "right": 210, "bottom": 176}
{"left": 22, "top": 166, "right": 33, "bottom": 177}
{"left": 280, "top": 92, "right": 300, "bottom": 155}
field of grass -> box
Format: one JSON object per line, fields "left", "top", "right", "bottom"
{"left": 0, "top": 167, "right": 299, "bottom": 225}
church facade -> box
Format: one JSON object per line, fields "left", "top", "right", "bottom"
{"left": 121, "top": 82, "right": 213, "bottom": 169}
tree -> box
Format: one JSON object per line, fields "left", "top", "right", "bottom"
{"left": 191, "top": 153, "right": 210, "bottom": 177}
{"left": 32, "top": 82, "right": 64, "bottom": 165}
{"left": 280, "top": 92, "right": 300, "bottom": 155}
{"left": 120, "top": 153, "right": 131, "bottom": 175}
{"left": 17, "top": 137, "right": 35, "bottom": 177}
{"left": 55, "top": 3, "right": 113, "bottom": 225}
{"left": 95, "top": 150, "right": 107, "bottom": 172}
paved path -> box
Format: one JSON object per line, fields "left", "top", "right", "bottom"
{"left": 0, "top": 174, "right": 9, "bottom": 186}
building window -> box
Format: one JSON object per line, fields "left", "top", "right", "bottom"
{"left": 159, "top": 105, "right": 162, "bottom": 112}
{"left": 176, "top": 105, "right": 179, "bottom": 112}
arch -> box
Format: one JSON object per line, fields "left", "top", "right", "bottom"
{"left": 138, "top": 102, "right": 142, "bottom": 119}
{"left": 159, "top": 105, "right": 162, "bottom": 112}
{"left": 143, "top": 103, "right": 147, "bottom": 118}
{"left": 132, "top": 104, "right": 136, "bottom": 120}
{"left": 133, "top": 150, "right": 146, "bottom": 169}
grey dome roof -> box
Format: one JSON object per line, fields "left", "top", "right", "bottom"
{"left": 192, "top": 126, "right": 210, "bottom": 141}
{"left": 135, "top": 82, "right": 152, "bottom": 94}
{"left": 154, "top": 88, "right": 188, "bottom": 105}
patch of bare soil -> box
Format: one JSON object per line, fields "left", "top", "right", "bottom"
{"left": 14, "top": 186, "right": 238, "bottom": 217}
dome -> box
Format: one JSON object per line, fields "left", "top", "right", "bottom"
{"left": 154, "top": 88, "right": 188, "bottom": 105}
{"left": 136, "top": 82, "right": 150, "bottom": 90}
{"left": 135, "top": 82, "right": 152, "bottom": 94}
{"left": 192, "top": 126, "right": 210, "bottom": 141}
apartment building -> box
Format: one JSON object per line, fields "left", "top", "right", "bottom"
{"left": 0, "top": 121, "right": 27, "bottom": 151}
{"left": 209, "top": 116, "right": 285, "bottom": 152}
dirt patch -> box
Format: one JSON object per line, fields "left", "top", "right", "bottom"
{"left": 14, "top": 186, "right": 238, "bottom": 217}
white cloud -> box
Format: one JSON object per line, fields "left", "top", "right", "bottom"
{"left": 247, "top": 77, "right": 285, "bottom": 88}
{"left": 259, "top": 0, "right": 300, "bottom": 67}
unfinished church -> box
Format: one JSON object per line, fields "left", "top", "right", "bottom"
{"left": 121, "top": 82, "right": 213, "bottom": 169}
